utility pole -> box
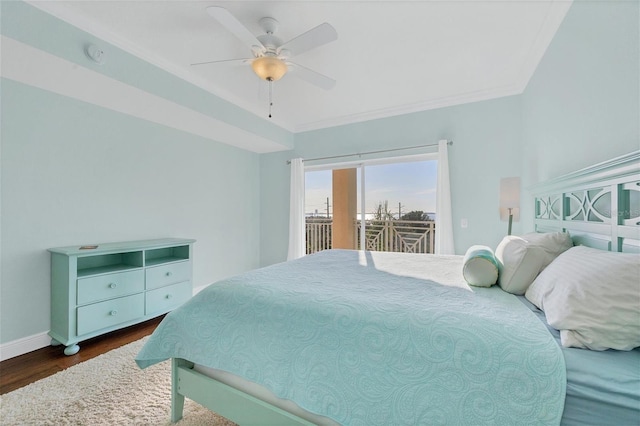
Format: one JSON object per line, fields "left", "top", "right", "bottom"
{"left": 398, "top": 202, "right": 403, "bottom": 220}
{"left": 325, "top": 197, "right": 331, "bottom": 218}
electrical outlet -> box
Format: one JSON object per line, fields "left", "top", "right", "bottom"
{"left": 461, "top": 218, "right": 468, "bottom": 228}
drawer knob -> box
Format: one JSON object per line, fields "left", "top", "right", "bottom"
{"left": 110, "top": 310, "right": 118, "bottom": 316}
{"left": 108, "top": 283, "right": 117, "bottom": 289}
{"left": 165, "top": 271, "right": 172, "bottom": 277}
{"left": 165, "top": 294, "right": 172, "bottom": 299}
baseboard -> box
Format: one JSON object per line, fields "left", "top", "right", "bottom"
{"left": 0, "top": 332, "right": 51, "bottom": 362}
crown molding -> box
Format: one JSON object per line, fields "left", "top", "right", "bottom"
{"left": 293, "top": 84, "right": 523, "bottom": 133}
{"left": 294, "top": 0, "right": 572, "bottom": 133}
{"left": 25, "top": 0, "right": 572, "bottom": 136}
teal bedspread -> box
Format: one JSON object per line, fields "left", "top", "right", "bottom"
{"left": 136, "top": 250, "right": 565, "bottom": 425}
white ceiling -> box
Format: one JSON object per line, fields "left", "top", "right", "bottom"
{"left": 30, "top": 1, "right": 572, "bottom": 133}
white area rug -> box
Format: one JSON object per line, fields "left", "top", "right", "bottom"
{"left": 0, "top": 337, "right": 236, "bottom": 425}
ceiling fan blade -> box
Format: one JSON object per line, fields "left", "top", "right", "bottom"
{"left": 191, "top": 58, "right": 251, "bottom": 67}
{"left": 279, "top": 23, "right": 337, "bottom": 57}
{"left": 206, "top": 6, "right": 264, "bottom": 51}
{"left": 288, "top": 62, "right": 336, "bottom": 90}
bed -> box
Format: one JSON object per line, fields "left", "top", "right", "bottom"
{"left": 136, "top": 150, "right": 640, "bottom": 426}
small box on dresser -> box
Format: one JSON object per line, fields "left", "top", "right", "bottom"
{"left": 48, "top": 238, "right": 195, "bottom": 355}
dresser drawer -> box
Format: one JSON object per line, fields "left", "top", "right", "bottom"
{"left": 146, "top": 281, "right": 192, "bottom": 316}
{"left": 145, "top": 261, "right": 191, "bottom": 290}
{"left": 77, "top": 293, "right": 144, "bottom": 336}
{"left": 77, "top": 269, "right": 144, "bottom": 305}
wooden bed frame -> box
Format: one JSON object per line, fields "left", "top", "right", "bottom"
{"left": 531, "top": 150, "right": 640, "bottom": 252}
{"left": 169, "top": 150, "right": 640, "bottom": 425}
{"left": 171, "top": 358, "right": 314, "bottom": 425}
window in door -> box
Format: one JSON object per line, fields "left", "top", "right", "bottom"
{"left": 305, "top": 156, "right": 437, "bottom": 254}
{"left": 305, "top": 169, "right": 333, "bottom": 254}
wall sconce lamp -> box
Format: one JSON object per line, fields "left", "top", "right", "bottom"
{"left": 500, "top": 177, "right": 521, "bottom": 235}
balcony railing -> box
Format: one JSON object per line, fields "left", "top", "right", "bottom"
{"left": 306, "top": 218, "right": 333, "bottom": 254}
{"left": 306, "top": 218, "right": 435, "bottom": 255}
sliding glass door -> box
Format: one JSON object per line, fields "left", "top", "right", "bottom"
{"left": 305, "top": 169, "right": 333, "bottom": 254}
{"left": 305, "top": 155, "right": 437, "bottom": 254}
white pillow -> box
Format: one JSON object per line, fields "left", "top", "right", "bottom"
{"left": 462, "top": 245, "right": 498, "bottom": 287}
{"left": 495, "top": 232, "right": 572, "bottom": 295}
{"left": 520, "top": 232, "right": 573, "bottom": 270}
{"left": 525, "top": 246, "right": 640, "bottom": 351}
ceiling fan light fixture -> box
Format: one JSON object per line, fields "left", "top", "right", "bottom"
{"left": 251, "top": 56, "right": 288, "bottom": 81}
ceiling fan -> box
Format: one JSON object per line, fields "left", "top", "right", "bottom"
{"left": 192, "top": 6, "right": 338, "bottom": 117}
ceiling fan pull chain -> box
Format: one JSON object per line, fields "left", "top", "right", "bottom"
{"left": 268, "top": 78, "right": 273, "bottom": 118}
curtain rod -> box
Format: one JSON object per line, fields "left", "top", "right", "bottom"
{"left": 286, "top": 140, "right": 452, "bottom": 165}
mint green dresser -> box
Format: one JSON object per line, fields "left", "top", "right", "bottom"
{"left": 48, "top": 238, "right": 195, "bottom": 355}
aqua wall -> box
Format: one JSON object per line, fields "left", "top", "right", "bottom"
{"left": 0, "top": 1, "right": 292, "bottom": 148}
{"left": 261, "top": 0, "right": 639, "bottom": 266}
{"left": 2, "top": 0, "right": 637, "bottom": 355}
{"left": 260, "top": 95, "right": 524, "bottom": 266}
{"left": 0, "top": 80, "right": 264, "bottom": 346}
{"left": 0, "top": 2, "right": 288, "bottom": 350}
{"left": 1, "top": 79, "right": 268, "bottom": 343}
{"left": 521, "top": 0, "right": 639, "bottom": 228}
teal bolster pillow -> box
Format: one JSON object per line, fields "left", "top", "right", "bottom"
{"left": 463, "top": 245, "right": 499, "bottom": 287}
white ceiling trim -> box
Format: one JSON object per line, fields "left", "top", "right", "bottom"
{"left": 25, "top": 0, "right": 295, "bottom": 132}
{"left": 294, "top": 0, "right": 573, "bottom": 133}
{"left": 294, "top": 84, "right": 523, "bottom": 133}
{"left": 27, "top": 0, "right": 572, "bottom": 135}
{"left": 1, "top": 36, "right": 289, "bottom": 154}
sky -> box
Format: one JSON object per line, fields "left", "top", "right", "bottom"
{"left": 305, "top": 160, "right": 437, "bottom": 218}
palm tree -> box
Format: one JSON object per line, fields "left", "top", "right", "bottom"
{"left": 373, "top": 201, "right": 395, "bottom": 221}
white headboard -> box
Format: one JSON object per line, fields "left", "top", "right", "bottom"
{"left": 530, "top": 150, "right": 640, "bottom": 253}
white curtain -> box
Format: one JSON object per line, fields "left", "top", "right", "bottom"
{"left": 435, "top": 140, "right": 455, "bottom": 255}
{"left": 287, "top": 158, "right": 305, "bottom": 260}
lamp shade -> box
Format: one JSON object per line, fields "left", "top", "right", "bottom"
{"left": 251, "top": 56, "right": 288, "bottom": 81}
{"left": 500, "top": 177, "right": 521, "bottom": 221}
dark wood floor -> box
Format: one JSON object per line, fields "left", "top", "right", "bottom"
{"left": 0, "top": 316, "right": 163, "bottom": 395}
